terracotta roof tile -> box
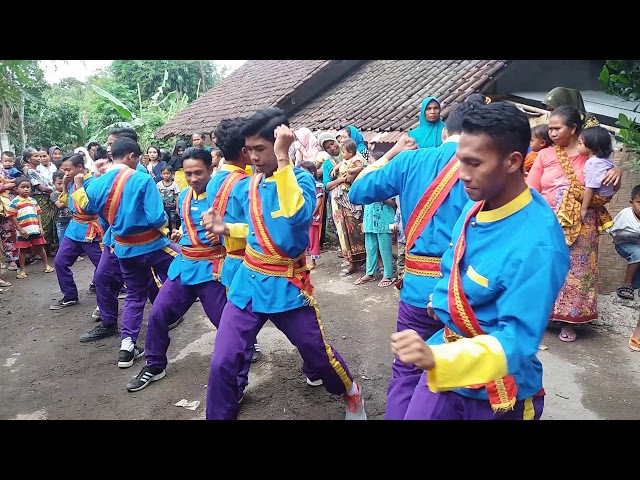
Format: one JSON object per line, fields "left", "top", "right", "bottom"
{"left": 155, "top": 59, "right": 509, "bottom": 144}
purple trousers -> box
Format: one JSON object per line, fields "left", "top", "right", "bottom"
{"left": 54, "top": 237, "right": 102, "bottom": 301}
{"left": 206, "top": 300, "right": 354, "bottom": 420}
{"left": 94, "top": 246, "right": 160, "bottom": 328}
{"left": 118, "top": 246, "right": 178, "bottom": 342}
{"left": 384, "top": 300, "right": 442, "bottom": 420}
{"left": 404, "top": 372, "right": 544, "bottom": 420}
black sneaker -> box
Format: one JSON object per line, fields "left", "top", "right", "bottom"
{"left": 89, "top": 283, "right": 96, "bottom": 294}
{"left": 79, "top": 323, "right": 118, "bottom": 342}
{"left": 50, "top": 298, "right": 79, "bottom": 310}
{"left": 91, "top": 306, "right": 101, "bottom": 321}
{"left": 251, "top": 343, "right": 262, "bottom": 363}
{"left": 118, "top": 345, "right": 144, "bottom": 368}
{"left": 168, "top": 316, "right": 184, "bottom": 330}
{"left": 126, "top": 365, "right": 166, "bottom": 392}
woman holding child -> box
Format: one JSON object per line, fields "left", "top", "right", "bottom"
{"left": 527, "top": 106, "right": 621, "bottom": 342}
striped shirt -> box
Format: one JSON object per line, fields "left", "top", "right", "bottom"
{"left": 7, "top": 196, "right": 42, "bottom": 238}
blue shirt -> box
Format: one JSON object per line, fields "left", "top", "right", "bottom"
{"left": 75, "top": 164, "right": 169, "bottom": 258}
{"left": 205, "top": 165, "right": 251, "bottom": 288}
{"left": 64, "top": 173, "right": 102, "bottom": 243}
{"left": 428, "top": 188, "right": 570, "bottom": 400}
{"left": 349, "top": 139, "right": 468, "bottom": 308}
{"left": 227, "top": 166, "right": 315, "bottom": 314}
{"left": 167, "top": 187, "right": 218, "bottom": 285}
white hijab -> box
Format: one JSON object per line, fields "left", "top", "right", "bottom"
{"left": 74, "top": 147, "right": 95, "bottom": 173}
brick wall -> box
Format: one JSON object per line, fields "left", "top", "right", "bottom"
{"left": 598, "top": 148, "right": 640, "bottom": 293}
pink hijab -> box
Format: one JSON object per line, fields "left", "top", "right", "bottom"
{"left": 293, "top": 128, "right": 320, "bottom": 166}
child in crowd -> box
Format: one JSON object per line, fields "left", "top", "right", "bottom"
{"left": 578, "top": 125, "right": 616, "bottom": 221}
{"left": 610, "top": 185, "right": 640, "bottom": 350}
{"left": 156, "top": 165, "right": 181, "bottom": 231}
{"left": 50, "top": 171, "right": 73, "bottom": 245}
{"left": 523, "top": 124, "right": 552, "bottom": 174}
{"left": 6, "top": 177, "right": 55, "bottom": 278}
{"left": 337, "top": 138, "right": 364, "bottom": 192}
{"left": 92, "top": 146, "right": 109, "bottom": 177}
{"left": 2, "top": 151, "right": 22, "bottom": 179}
{"left": 210, "top": 148, "right": 223, "bottom": 174}
{"left": 299, "top": 161, "right": 325, "bottom": 269}
{"left": 1, "top": 163, "right": 18, "bottom": 274}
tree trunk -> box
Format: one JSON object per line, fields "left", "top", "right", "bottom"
{"left": 199, "top": 61, "right": 206, "bottom": 94}
{"left": 19, "top": 94, "right": 26, "bottom": 152}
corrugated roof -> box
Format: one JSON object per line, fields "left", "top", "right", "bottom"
{"left": 154, "top": 60, "right": 331, "bottom": 139}
{"left": 290, "top": 60, "right": 509, "bottom": 142}
{"left": 154, "top": 59, "right": 509, "bottom": 142}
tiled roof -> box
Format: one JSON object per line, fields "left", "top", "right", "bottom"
{"left": 154, "top": 60, "right": 332, "bottom": 139}
{"left": 289, "top": 60, "right": 509, "bottom": 143}
{"left": 154, "top": 60, "right": 509, "bottom": 143}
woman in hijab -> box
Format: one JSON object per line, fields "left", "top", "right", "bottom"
{"left": 542, "top": 87, "right": 600, "bottom": 128}
{"left": 74, "top": 146, "right": 95, "bottom": 173}
{"left": 292, "top": 128, "right": 321, "bottom": 167}
{"left": 338, "top": 125, "right": 373, "bottom": 166}
{"left": 167, "top": 140, "right": 189, "bottom": 190}
{"left": 48, "top": 146, "right": 64, "bottom": 169}
{"left": 319, "top": 132, "right": 366, "bottom": 275}
{"left": 408, "top": 96, "right": 447, "bottom": 149}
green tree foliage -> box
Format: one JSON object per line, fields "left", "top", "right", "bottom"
{"left": 110, "top": 60, "right": 226, "bottom": 101}
{"left": 599, "top": 60, "right": 640, "bottom": 164}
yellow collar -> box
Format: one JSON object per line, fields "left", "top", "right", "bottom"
{"left": 221, "top": 164, "right": 245, "bottom": 172}
{"left": 84, "top": 172, "right": 92, "bottom": 181}
{"left": 476, "top": 187, "right": 532, "bottom": 223}
{"left": 188, "top": 187, "right": 207, "bottom": 200}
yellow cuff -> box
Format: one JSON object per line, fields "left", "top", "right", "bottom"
{"left": 354, "top": 157, "right": 390, "bottom": 181}
{"left": 271, "top": 164, "right": 304, "bottom": 218}
{"left": 227, "top": 223, "right": 249, "bottom": 239}
{"left": 58, "top": 193, "right": 69, "bottom": 205}
{"left": 70, "top": 188, "right": 89, "bottom": 210}
{"left": 426, "top": 335, "right": 507, "bottom": 392}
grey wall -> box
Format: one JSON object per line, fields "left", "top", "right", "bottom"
{"left": 488, "top": 60, "right": 607, "bottom": 95}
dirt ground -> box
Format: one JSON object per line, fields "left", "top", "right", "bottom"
{"left": 2, "top": 245, "right": 640, "bottom": 420}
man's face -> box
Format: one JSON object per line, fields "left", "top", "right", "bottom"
{"left": 2, "top": 155, "right": 15, "bottom": 169}
{"left": 191, "top": 134, "right": 205, "bottom": 148}
{"left": 456, "top": 132, "right": 510, "bottom": 202}
{"left": 244, "top": 135, "right": 277, "bottom": 175}
{"left": 107, "top": 134, "right": 116, "bottom": 146}
{"left": 424, "top": 100, "right": 441, "bottom": 123}
{"left": 89, "top": 145, "right": 98, "bottom": 160}
{"left": 183, "top": 158, "right": 212, "bottom": 194}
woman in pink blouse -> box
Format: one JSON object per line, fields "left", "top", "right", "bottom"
{"left": 527, "top": 106, "right": 621, "bottom": 342}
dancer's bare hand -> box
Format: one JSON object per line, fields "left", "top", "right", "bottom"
{"left": 274, "top": 125, "right": 296, "bottom": 161}
{"left": 390, "top": 329, "right": 435, "bottom": 370}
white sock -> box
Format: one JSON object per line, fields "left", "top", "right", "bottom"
{"left": 347, "top": 382, "right": 359, "bottom": 396}
{"left": 121, "top": 337, "right": 134, "bottom": 352}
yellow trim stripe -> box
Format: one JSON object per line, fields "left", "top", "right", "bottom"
{"left": 162, "top": 246, "right": 179, "bottom": 258}
{"left": 308, "top": 295, "right": 352, "bottom": 390}
{"left": 523, "top": 397, "right": 535, "bottom": 420}
{"left": 466, "top": 265, "right": 489, "bottom": 288}
{"left": 150, "top": 267, "right": 163, "bottom": 288}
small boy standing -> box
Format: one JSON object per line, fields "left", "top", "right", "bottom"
{"left": 156, "top": 166, "right": 181, "bottom": 231}
{"left": 610, "top": 185, "right": 640, "bottom": 351}
{"left": 6, "top": 177, "right": 55, "bottom": 278}
{"left": 50, "top": 171, "right": 73, "bottom": 246}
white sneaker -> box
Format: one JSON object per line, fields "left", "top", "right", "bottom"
{"left": 306, "top": 377, "right": 323, "bottom": 387}
{"left": 344, "top": 382, "right": 367, "bottom": 420}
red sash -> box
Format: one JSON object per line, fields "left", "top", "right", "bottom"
{"left": 246, "top": 173, "right": 313, "bottom": 296}
{"left": 445, "top": 201, "right": 518, "bottom": 412}
{"left": 396, "top": 157, "right": 460, "bottom": 288}
{"left": 70, "top": 185, "right": 104, "bottom": 242}
{"left": 182, "top": 187, "right": 226, "bottom": 276}
{"left": 103, "top": 167, "right": 134, "bottom": 225}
